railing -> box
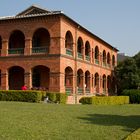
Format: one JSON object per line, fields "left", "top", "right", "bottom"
{"left": 85, "top": 55, "right": 90, "bottom": 61}
{"left": 107, "top": 63, "right": 111, "bottom": 68}
{"left": 103, "top": 62, "right": 106, "bottom": 67}
{"left": 32, "top": 47, "right": 48, "bottom": 54}
{"left": 103, "top": 89, "right": 106, "bottom": 94}
{"left": 66, "top": 48, "right": 73, "bottom": 56}
{"left": 8, "top": 48, "right": 24, "bottom": 55}
{"left": 95, "top": 59, "right": 99, "bottom": 64}
{"left": 78, "top": 88, "right": 83, "bottom": 94}
{"left": 86, "top": 88, "right": 90, "bottom": 95}
{"left": 77, "top": 52, "right": 83, "bottom": 59}
{"left": 66, "top": 87, "right": 73, "bottom": 96}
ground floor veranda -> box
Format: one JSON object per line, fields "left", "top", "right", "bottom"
{"left": 0, "top": 65, "right": 116, "bottom": 96}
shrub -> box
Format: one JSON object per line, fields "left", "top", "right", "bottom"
{"left": 79, "top": 97, "right": 92, "bottom": 104}
{"left": 121, "top": 89, "right": 140, "bottom": 104}
{"left": 79, "top": 96, "right": 129, "bottom": 105}
{"left": 46, "top": 92, "right": 67, "bottom": 104}
{"left": 57, "top": 93, "right": 68, "bottom": 104}
{"left": 0, "top": 90, "right": 43, "bottom": 103}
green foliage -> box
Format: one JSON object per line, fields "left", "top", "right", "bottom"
{"left": 79, "top": 97, "right": 92, "bottom": 104}
{"left": 46, "top": 92, "right": 67, "bottom": 104}
{"left": 0, "top": 90, "right": 42, "bottom": 102}
{"left": 58, "top": 93, "right": 68, "bottom": 104}
{"left": 79, "top": 96, "right": 129, "bottom": 105}
{"left": 121, "top": 89, "right": 140, "bottom": 104}
{"left": 115, "top": 57, "right": 140, "bottom": 93}
{"left": 133, "top": 51, "right": 140, "bottom": 69}
{"left": 133, "top": 51, "right": 140, "bottom": 87}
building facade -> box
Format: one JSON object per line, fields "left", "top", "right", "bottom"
{"left": 0, "top": 5, "right": 118, "bottom": 96}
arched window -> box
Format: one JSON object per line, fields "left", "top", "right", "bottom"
{"left": 77, "top": 69, "right": 84, "bottom": 94}
{"left": 77, "top": 69, "right": 83, "bottom": 87}
{"left": 32, "top": 28, "right": 50, "bottom": 53}
{"left": 85, "top": 71, "right": 90, "bottom": 88}
{"left": 32, "top": 65, "right": 50, "bottom": 90}
{"left": 77, "top": 37, "right": 83, "bottom": 59}
{"left": 94, "top": 73, "right": 99, "bottom": 93}
{"left": 95, "top": 46, "right": 99, "bottom": 64}
{"left": 85, "top": 71, "right": 90, "bottom": 94}
{"left": 112, "top": 55, "right": 115, "bottom": 67}
{"left": 9, "top": 30, "right": 25, "bottom": 54}
{"left": 102, "top": 74, "right": 106, "bottom": 93}
{"left": 65, "top": 67, "right": 73, "bottom": 86}
{"left": 85, "top": 41, "right": 90, "bottom": 61}
{"left": 65, "top": 66, "right": 73, "bottom": 95}
{"left": 107, "top": 75, "right": 111, "bottom": 94}
{"left": 65, "top": 31, "right": 73, "bottom": 56}
{"left": 107, "top": 52, "right": 111, "bottom": 67}
{"left": 103, "top": 50, "right": 106, "bottom": 66}
{"left": 8, "top": 66, "right": 25, "bottom": 90}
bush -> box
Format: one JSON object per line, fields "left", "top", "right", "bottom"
{"left": 0, "top": 90, "right": 43, "bottom": 103}
{"left": 121, "top": 89, "right": 140, "bottom": 104}
{"left": 79, "top": 97, "right": 92, "bottom": 104}
{"left": 46, "top": 92, "right": 67, "bottom": 104}
{"left": 79, "top": 96, "right": 129, "bottom": 105}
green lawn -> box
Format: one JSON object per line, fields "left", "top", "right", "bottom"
{"left": 0, "top": 102, "right": 140, "bottom": 140}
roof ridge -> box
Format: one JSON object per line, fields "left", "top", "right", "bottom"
{"left": 16, "top": 4, "right": 51, "bottom": 17}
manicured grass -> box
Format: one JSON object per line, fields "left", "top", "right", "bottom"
{"left": 0, "top": 102, "right": 140, "bottom": 140}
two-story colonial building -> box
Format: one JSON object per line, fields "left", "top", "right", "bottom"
{"left": 0, "top": 5, "right": 118, "bottom": 98}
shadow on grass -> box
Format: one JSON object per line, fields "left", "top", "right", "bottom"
{"left": 78, "top": 114, "right": 140, "bottom": 132}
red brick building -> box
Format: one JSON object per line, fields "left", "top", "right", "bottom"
{"left": 0, "top": 5, "right": 118, "bottom": 97}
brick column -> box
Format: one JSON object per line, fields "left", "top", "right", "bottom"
{"left": 50, "top": 37, "right": 60, "bottom": 54}
{"left": 100, "top": 53, "right": 102, "bottom": 66}
{"left": 105, "top": 79, "right": 108, "bottom": 95}
{"left": 72, "top": 75, "right": 76, "bottom": 94}
{"left": 24, "top": 71, "right": 32, "bottom": 89}
{"left": 92, "top": 75, "right": 95, "bottom": 95}
{"left": 90, "top": 50, "right": 92, "bottom": 63}
{"left": 1, "top": 40, "right": 8, "bottom": 56}
{"left": 93, "top": 50, "right": 95, "bottom": 64}
{"left": 25, "top": 38, "right": 32, "bottom": 55}
{"left": 97, "top": 76, "right": 100, "bottom": 94}
{"left": 1, "top": 70, "right": 8, "bottom": 90}
{"left": 49, "top": 72, "right": 65, "bottom": 93}
{"left": 72, "top": 43, "right": 76, "bottom": 58}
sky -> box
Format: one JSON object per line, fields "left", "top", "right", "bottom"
{"left": 0, "top": 0, "right": 140, "bottom": 56}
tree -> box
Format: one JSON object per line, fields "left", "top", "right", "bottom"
{"left": 133, "top": 51, "right": 140, "bottom": 68}
{"left": 133, "top": 51, "right": 140, "bottom": 79}
{"left": 115, "top": 57, "right": 140, "bottom": 94}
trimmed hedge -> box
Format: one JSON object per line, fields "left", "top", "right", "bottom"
{"left": 45, "top": 92, "right": 67, "bottom": 104}
{"left": 79, "top": 96, "right": 129, "bottom": 105}
{"left": 0, "top": 90, "right": 43, "bottom": 103}
{"left": 0, "top": 90, "right": 68, "bottom": 104}
{"left": 121, "top": 89, "right": 140, "bottom": 104}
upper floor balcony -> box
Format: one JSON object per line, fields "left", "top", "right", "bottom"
{"left": 0, "top": 29, "right": 116, "bottom": 69}
{"left": 8, "top": 48, "right": 24, "bottom": 55}
{"left": 32, "top": 47, "right": 48, "bottom": 54}
{"left": 6, "top": 46, "right": 49, "bottom": 56}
